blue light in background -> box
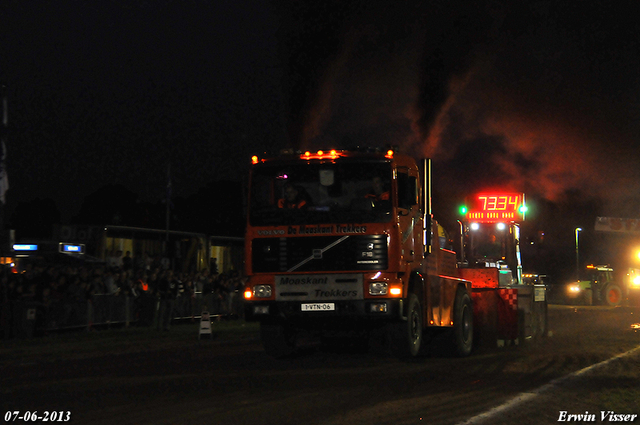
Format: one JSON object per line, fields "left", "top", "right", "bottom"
{"left": 13, "top": 244, "right": 38, "bottom": 251}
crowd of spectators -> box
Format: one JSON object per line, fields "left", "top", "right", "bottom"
{"left": 0, "top": 251, "right": 246, "bottom": 339}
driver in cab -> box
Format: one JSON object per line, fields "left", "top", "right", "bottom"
{"left": 365, "top": 176, "right": 390, "bottom": 202}
{"left": 278, "top": 183, "right": 308, "bottom": 209}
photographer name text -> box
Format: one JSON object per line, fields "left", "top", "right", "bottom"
{"left": 558, "top": 411, "right": 637, "bottom": 422}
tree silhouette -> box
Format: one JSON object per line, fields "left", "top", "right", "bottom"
{"left": 74, "top": 184, "right": 140, "bottom": 226}
{"left": 10, "top": 198, "right": 61, "bottom": 239}
{"left": 173, "top": 180, "right": 245, "bottom": 236}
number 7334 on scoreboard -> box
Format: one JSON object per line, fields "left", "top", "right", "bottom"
{"left": 461, "top": 192, "right": 527, "bottom": 223}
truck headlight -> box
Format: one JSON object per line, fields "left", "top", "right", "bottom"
{"left": 369, "top": 282, "right": 388, "bottom": 296}
{"left": 252, "top": 285, "right": 272, "bottom": 298}
{"left": 631, "top": 276, "right": 640, "bottom": 288}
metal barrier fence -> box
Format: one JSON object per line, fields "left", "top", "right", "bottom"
{"left": 1, "top": 291, "right": 244, "bottom": 339}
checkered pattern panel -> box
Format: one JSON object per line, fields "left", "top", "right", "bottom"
{"left": 499, "top": 288, "right": 518, "bottom": 310}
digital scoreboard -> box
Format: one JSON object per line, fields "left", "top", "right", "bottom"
{"left": 464, "top": 192, "right": 526, "bottom": 223}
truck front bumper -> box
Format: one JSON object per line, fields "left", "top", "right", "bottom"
{"left": 244, "top": 299, "right": 403, "bottom": 324}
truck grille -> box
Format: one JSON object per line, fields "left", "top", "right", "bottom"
{"left": 252, "top": 235, "right": 388, "bottom": 273}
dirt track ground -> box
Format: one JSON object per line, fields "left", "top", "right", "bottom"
{"left": 1, "top": 305, "right": 639, "bottom": 425}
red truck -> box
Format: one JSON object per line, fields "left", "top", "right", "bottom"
{"left": 243, "top": 148, "right": 546, "bottom": 357}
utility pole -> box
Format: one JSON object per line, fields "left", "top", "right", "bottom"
{"left": 165, "top": 163, "right": 171, "bottom": 257}
{"left": 0, "top": 83, "right": 9, "bottom": 256}
{"left": 575, "top": 227, "right": 582, "bottom": 281}
{"left": 164, "top": 163, "right": 173, "bottom": 268}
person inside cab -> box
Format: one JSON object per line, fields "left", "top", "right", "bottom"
{"left": 278, "top": 183, "right": 308, "bottom": 209}
{"left": 365, "top": 176, "right": 390, "bottom": 202}
{"left": 476, "top": 233, "right": 502, "bottom": 259}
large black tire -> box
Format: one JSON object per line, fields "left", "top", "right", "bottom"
{"left": 603, "top": 284, "right": 623, "bottom": 307}
{"left": 451, "top": 290, "right": 473, "bottom": 357}
{"left": 260, "top": 321, "right": 297, "bottom": 358}
{"left": 388, "top": 293, "right": 425, "bottom": 358}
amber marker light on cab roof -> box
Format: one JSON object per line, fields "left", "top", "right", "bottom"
{"left": 385, "top": 149, "right": 394, "bottom": 158}
{"left": 300, "top": 150, "right": 342, "bottom": 160}
{"left": 251, "top": 155, "right": 259, "bottom": 164}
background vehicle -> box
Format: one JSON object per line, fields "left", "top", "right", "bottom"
{"left": 522, "top": 274, "right": 547, "bottom": 285}
{"left": 457, "top": 193, "right": 548, "bottom": 344}
{"left": 626, "top": 268, "right": 640, "bottom": 306}
{"left": 555, "top": 265, "right": 623, "bottom": 306}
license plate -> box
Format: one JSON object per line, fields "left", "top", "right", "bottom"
{"left": 301, "top": 303, "right": 335, "bottom": 311}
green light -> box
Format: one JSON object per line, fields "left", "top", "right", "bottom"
{"left": 519, "top": 205, "right": 528, "bottom": 214}
{"left": 459, "top": 205, "right": 467, "bottom": 215}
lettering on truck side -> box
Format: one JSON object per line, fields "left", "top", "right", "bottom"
{"left": 284, "top": 225, "right": 368, "bottom": 235}
{"left": 279, "top": 277, "right": 329, "bottom": 285}
{"left": 314, "top": 289, "right": 358, "bottom": 298}
{"left": 274, "top": 274, "right": 363, "bottom": 301}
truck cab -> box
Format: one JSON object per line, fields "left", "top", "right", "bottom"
{"left": 243, "top": 148, "right": 473, "bottom": 358}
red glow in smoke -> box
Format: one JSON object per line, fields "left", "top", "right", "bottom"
{"left": 415, "top": 64, "right": 640, "bottom": 209}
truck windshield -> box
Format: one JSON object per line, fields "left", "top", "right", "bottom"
{"left": 469, "top": 225, "right": 505, "bottom": 261}
{"left": 250, "top": 161, "right": 393, "bottom": 226}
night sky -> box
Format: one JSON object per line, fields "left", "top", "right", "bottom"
{"left": 3, "top": 1, "right": 640, "bottom": 262}
{"left": 3, "top": 0, "right": 285, "bottom": 219}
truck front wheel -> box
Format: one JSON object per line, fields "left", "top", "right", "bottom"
{"left": 260, "top": 321, "right": 297, "bottom": 358}
{"left": 388, "top": 293, "right": 425, "bottom": 358}
{"left": 451, "top": 290, "right": 473, "bottom": 357}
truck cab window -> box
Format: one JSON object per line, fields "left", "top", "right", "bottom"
{"left": 249, "top": 162, "right": 393, "bottom": 226}
{"left": 397, "top": 172, "right": 418, "bottom": 211}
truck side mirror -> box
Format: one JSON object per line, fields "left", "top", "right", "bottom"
{"left": 398, "top": 174, "right": 418, "bottom": 210}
